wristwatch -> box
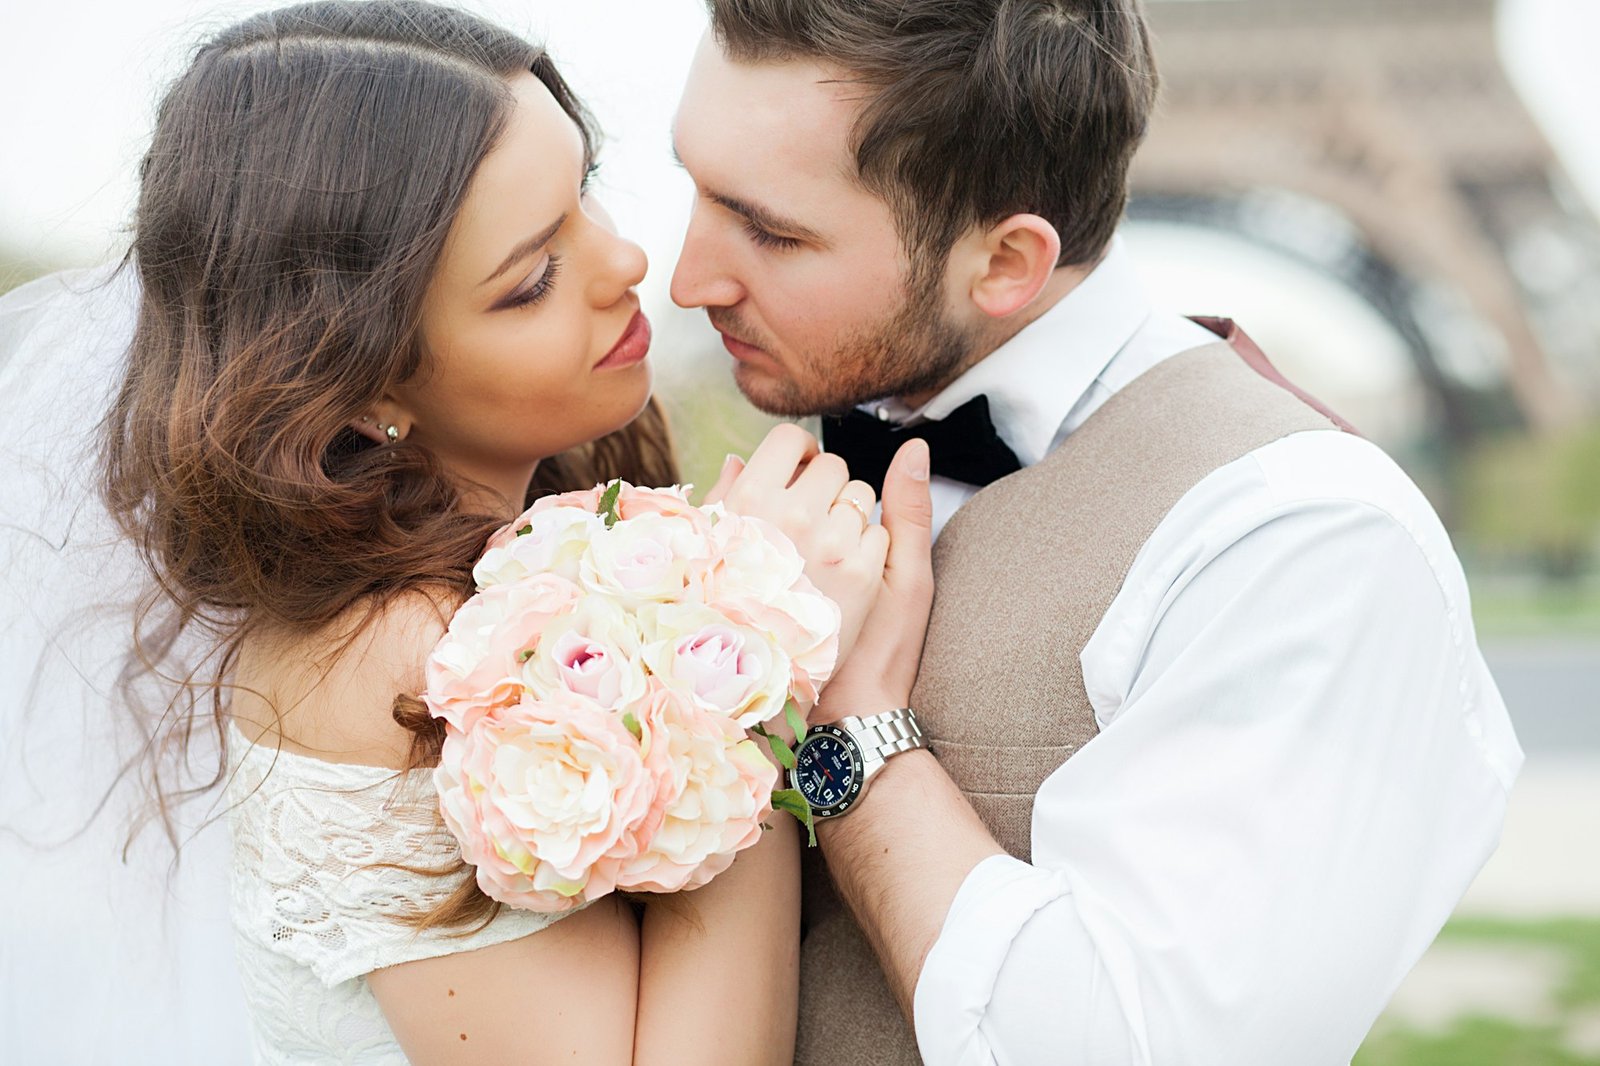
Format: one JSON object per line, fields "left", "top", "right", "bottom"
{"left": 788, "top": 708, "right": 926, "bottom": 819}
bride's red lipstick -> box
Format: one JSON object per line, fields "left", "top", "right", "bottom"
{"left": 595, "top": 311, "right": 651, "bottom": 370}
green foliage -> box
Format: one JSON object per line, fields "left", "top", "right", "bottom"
{"left": 1461, "top": 421, "right": 1600, "bottom": 581}
{"left": 598, "top": 480, "right": 622, "bottom": 528}
{"left": 0, "top": 247, "right": 71, "bottom": 298}
{"left": 1355, "top": 1016, "right": 1600, "bottom": 1066}
{"left": 1356, "top": 918, "right": 1600, "bottom": 1066}
{"left": 751, "top": 722, "right": 796, "bottom": 769}
{"left": 783, "top": 700, "right": 808, "bottom": 743}
{"left": 770, "top": 787, "right": 816, "bottom": 847}
{"left": 1436, "top": 918, "right": 1600, "bottom": 1012}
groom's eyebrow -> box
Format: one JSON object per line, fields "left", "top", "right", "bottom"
{"left": 710, "top": 191, "right": 825, "bottom": 245}
{"left": 671, "top": 141, "right": 825, "bottom": 245}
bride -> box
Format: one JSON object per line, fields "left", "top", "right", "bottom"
{"left": 86, "top": 0, "right": 909, "bottom": 1061}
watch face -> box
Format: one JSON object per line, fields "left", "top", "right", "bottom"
{"left": 791, "top": 725, "right": 863, "bottom": 817}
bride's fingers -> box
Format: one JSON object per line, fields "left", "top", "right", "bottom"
{"left": 701, "top": 453, "right": 746, "bottom": 506}
{"left": 725, "top": 423, "right": 819, "bottom": 509}
{"left": 859, "top": 523, "right": 890, "bottom": 576}
{"left": 832, "top": 479, "right": 877, "bottom": 526}
{"left": 791, "top": 451, "right": 850, "bottom": 515}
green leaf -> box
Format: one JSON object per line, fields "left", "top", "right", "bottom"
{"left": 784, "top": 699, "right": 808, "bottom": 742}
{"left": 516, "top": 648, "right": 534, "bottom": 663}
{"left": 750, "top": 722, "right": 796, "bottom": 768}
{"left": 621, "top": 711, "right": 642, "bottom": 740}
{"left": 771, "top": 788, "right": 817, "bottom": 847}
{"left": 515, "top": 524, "right": 533, "bottom": 536}
{"left": 598, "top": 480, "right": 623, "bottom": 529}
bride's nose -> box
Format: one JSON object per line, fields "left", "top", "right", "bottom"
{"left": 587, "top": 223, "right": 648, "bottom": 307}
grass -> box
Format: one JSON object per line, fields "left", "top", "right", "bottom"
{"left": 1355, "top": 918, "right": 1600, "bottom": 1066}
{"left": 1467, "top": 580, "right": 1600, "bottom": 639}
{"left": 1357, "top": 1016, "right": 1600, "bottom": 1066}
{"left": 1436, "top": 919, "right": 1600, "bottom": 1012}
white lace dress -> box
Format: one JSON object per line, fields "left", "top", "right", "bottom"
{"left": 225, "top": 723, "right": 571, "bottom": 1064}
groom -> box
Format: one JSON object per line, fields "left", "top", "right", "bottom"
{"left": 671, "top": 2, "right": 1522, "bottom": 1063}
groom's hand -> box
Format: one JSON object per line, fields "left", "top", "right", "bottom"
{"left": 813, "top": 438, "right": 934, "bottom": 723}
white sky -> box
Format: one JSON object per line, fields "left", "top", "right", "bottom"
{"left": 0, "top": 0, "right": 1595, "bottom": 419}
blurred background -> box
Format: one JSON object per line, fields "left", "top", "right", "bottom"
{"left": 2, "top": 0, "right": 1595, "bottom": 1061}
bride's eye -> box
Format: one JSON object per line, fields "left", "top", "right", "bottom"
{"left": 503, "top": 255, "right": 563, "bottom": 309}
{"left": 581, "top": 161, "right": 601, "bottom": 194}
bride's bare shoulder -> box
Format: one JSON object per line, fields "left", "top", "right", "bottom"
{"left": 231, "top": 588, "right": 460, "bottom": 769}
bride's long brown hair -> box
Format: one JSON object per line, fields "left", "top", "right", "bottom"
{"left": 100, "top": 0, "right": 676, "bottom": 928}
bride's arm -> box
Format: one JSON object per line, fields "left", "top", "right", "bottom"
{"left": 366, "top": 818, "right": 798, "bottom": 1066}
{"left": 323, "top": 593, "right": 796, "bottom": 1064}
{"left": 367, "top": 898, "right": 641, "bottom": 1061}
{"left": 633, "top": 788, "right": 801, "bottom": 1066}
{"left": 265, "top": 596, "right": 644, "bottom": 1063}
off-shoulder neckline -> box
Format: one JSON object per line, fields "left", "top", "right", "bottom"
{"left": 225, "top": 719, "right": 429, "bottom": 780}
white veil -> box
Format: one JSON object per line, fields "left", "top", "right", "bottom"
{"left": 0, "top": 266, "right": 250, "bottom": 1061}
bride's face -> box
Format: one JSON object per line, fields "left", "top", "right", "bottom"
{"left": 397, "top": 71, "right": 653, "bottom": 498}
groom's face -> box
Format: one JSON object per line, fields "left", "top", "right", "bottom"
{"left": 670, "top": 36, "right": 976, "bottom": 416}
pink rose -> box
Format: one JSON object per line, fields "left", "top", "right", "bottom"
{"left": 615, "top": 484, "right": 714, "bottom": 530}
{"left": 434, "top": 690, "right": 654, "bottom": 912}
{"left": 520, "top": 597, "right": 648, "bottom": 711}
{"left": 638, "top": 602, "right": 792, "bottom": 727}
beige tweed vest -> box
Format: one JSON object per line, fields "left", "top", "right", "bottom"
{"left": 795, "top": 337, "right": 1343, "bottom": 1065}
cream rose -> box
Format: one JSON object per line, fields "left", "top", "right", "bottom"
{"left": 475, "top": 506, "right": 603, "bottom": 589}
{"left": 579, "top": 511, "right": 712, "bottom": 606}
{"left": 434, "top": 690, "right": 653, "bottom": 912}
{"left": 424, "top": 575, "right": 583, "bottom": 732}
{"left": 616, "top": 686, "right": 777, "bottom": 893}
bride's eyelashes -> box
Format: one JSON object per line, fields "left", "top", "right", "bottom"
{"left": 499, "top": 162, "right": 602, "bottom": 311}
{"left": 501, "top": 255, "right": 563, "bottom": 310}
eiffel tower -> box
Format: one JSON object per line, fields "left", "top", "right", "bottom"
{"left": 1131, "top": 0, "right": 1600, "bottom": 440}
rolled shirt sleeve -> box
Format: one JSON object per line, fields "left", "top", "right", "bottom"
{"left": 911, "top": 434, "right": 1522, "bottom": 1066}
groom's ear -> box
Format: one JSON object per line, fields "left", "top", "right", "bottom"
{"left": 965, "top": 214, "right": 1062, "bottom": 319}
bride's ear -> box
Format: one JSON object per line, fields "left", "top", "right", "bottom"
{"left": 349, "top": 403, "right": 412, "bottom": 446}
{"left": 968, "top": 214, "right": 1062, "bottom": 319}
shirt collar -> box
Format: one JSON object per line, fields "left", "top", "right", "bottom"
{"left": 868, "top": 237, "right": 1153, "bottom": 467}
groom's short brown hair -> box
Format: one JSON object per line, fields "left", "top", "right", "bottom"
{"left": 704, "top": 0, "right": 1158, "bottom": 279}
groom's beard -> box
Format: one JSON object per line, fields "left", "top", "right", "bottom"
{"left": 714, "top": 277, "right": 980, "bottom": 419}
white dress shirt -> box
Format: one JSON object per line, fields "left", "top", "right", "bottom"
{"left": 880, "top": 241, "right": 1524, "bottom": 1065}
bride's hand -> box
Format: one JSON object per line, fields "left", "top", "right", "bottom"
{"left": 809, "top": 437, "right": 934, "bottom": 724}
{"left": 701, "top": 423, "right": 887, "bottom": 664}
{"left": 703, "top": 425, "right": 935, "bottom": 718}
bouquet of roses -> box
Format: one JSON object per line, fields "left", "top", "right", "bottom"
{"left": 424, "top": 480, "right": 834, "bottom": 912}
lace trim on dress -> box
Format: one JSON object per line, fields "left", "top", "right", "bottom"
{"left": 225, "top": 722, "right": 568, "bottom": 988}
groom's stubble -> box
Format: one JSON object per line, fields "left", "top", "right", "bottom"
{"left": 711, "top": 263, "right": 982, "bottom": 419}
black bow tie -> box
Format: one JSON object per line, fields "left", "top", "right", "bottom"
{"left": 821, "top": 394, "right": 1022, "bottom": 496}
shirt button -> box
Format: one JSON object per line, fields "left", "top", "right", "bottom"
{"left": 875, "top": 407, "right": 892, "bottom": 421}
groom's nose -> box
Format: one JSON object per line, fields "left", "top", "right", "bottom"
{"left": 671, "top": 203, "right": 742, "bottom": 310}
